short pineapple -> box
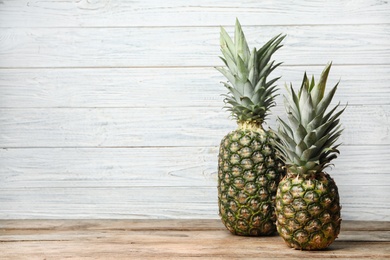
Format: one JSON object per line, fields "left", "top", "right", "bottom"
{"left": 275, "top": 63, "right": 345, "bottom": 250}
{"left": 216, "top": 19, "right": 285, "bottom": 236}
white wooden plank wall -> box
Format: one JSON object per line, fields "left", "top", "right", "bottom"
{"left": 0, "top": 0, "right": 389, "bottom": 221}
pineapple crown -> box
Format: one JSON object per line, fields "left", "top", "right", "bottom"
{"left": 276, "top": 63, "right": 346, "bottom": 177}
{"left": 216, "top": 19, "right": 285, "bottom": 125}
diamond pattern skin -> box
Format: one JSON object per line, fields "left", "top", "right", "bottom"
{"left": 218, "top": 126, "right": 284, "bottom": 236}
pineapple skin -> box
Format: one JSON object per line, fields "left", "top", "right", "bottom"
{"left": 275, "top": 172, "right": 341, "bottom": 250}
{"left": 218, "top": 125, "right": 285, "bottom": 236}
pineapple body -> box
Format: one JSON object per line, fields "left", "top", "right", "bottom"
{"left": 275, "top": 63, "right": 345, "bottom": 249}
{"left": 216, "top": 19, "right": 285, "bottom": 236}
{"left": 275, "top": 172, "right": 341, "bottom": 250}
{"left": 218, "top": 123, "right": 284, "bottom": 236}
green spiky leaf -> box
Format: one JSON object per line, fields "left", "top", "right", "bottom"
{"left": 216, "top": 19, "right": 285, "bottom": 123}
{"left": 275, "top": 63, "right": 346, "bottom": 176}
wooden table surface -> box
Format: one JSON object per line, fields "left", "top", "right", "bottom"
{"left": 1, "top": 219, "right": 389, "bottom": 259}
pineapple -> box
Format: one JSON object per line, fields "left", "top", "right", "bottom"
{"left": 275, "top": 63, "right": 345, "bottom": 250}
{"left": 216, "top": 19, "right": 286, "bottom": 236}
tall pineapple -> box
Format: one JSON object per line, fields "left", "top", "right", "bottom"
{"left": 275, "top": 63, "right": 345, "bottom": 250}
{"left": 216, "top": 19, "right": 286, "bottom": 236}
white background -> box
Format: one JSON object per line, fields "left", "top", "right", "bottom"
{"left": 0, "top": 0, "right": 389, "bottom": 220}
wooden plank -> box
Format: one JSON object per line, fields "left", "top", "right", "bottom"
{"left": 0, "top": 147, "right": 218, "bottom": 188}
{"left": 0, "top": 146, "right": 389, "bottom": 188}
{"left": 1, "top": 219, "right": 389, "bottom": 232}
{"left": 0, "top": 240, "right": 389, "bottom": 259}
{"left": 1, "top": 228, "right": 390, "bottom": 243}
{"left": 0, "top": 186, "right": 388, "bottom": 220}
{"left": 340, "top": 221, "right": 390, "bottom": 231}
{"left": 0, "top": 107, "right": 234, "bottom": 147}
{"left": 0, "top": 219, "right": 227, "bottom": 231}
{"left": 0, "top": 65, "right": 389, "bottom": 108}
{"left": 0, "top": 146, "right": 389, "bottom": 220}
{"left": 0, "top": 186, "right": 218, "bottom": 219}
{"left": 0, "top": 105, "right": 388, "bottom": 147}
{"left": 340, "top": 209, "right": 390, "bottom": 223}
{"left": 0, "top": 0, "right": 389, "bottom": 27}
{"left": 0, "top": 220, "right": 389, "bottom": 259}
{"left": 0, "top": 25, "right": 389, "bottom": 68}
{"left": 338, "top": 185, "right": 390, "bottom": 220}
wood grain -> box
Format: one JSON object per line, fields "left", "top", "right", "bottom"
{"left": 0, "top": 25, "right": 389, "bottom": 68}
{"left": 0, "top": 146, "right": 389, "bottom": 220}
{"left": 1, "top": 186, "right": 388, "bottom": 220}
{"left": 0, "top": 0, "right": 389, "bottom": 27}
{"left": 0, "top": 1, "right": 389, "bottom": 221}
{"left": 1, "top": 219, "right": 389, "bottom": 231}
{"left": 0, "top": 105, "right": 388, "bottom": 147}
{"left": 0, "top": 220, "right": 389, "bottom": 259}
{"left": 0, "top": 66, "right": 389, "bottom": 108}
{"left": 0, "top": 146, "right": 389, "bottom": 187}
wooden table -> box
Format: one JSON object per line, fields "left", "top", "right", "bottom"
{"left": 1, "top": 220, "right": 389, "bottom": 259}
